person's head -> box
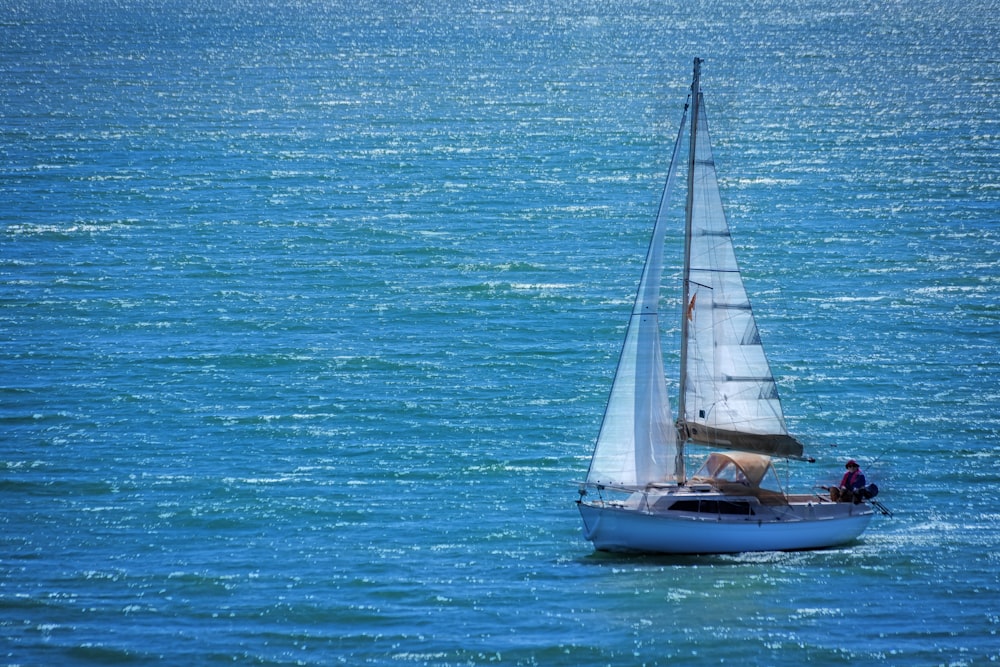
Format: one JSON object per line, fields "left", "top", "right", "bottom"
{"left": 845, "top": 459, "right": 859, "bottom": 470}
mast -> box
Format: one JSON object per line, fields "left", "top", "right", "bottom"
{"left": 676, "top": 57, "right": 702, "bottom": 483}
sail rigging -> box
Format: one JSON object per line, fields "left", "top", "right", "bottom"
{"left": 677, "top": 63, "right": 804, "bottom": 460}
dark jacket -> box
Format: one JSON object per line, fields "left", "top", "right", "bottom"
{"left": 839, "top": 469, "right": 866, "bottom": 490}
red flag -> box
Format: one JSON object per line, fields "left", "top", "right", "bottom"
{"left": 686, "top": 293, "right": 697, "bottom": 321}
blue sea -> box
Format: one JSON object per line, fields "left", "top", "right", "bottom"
{"left": 2, "top": 0, "right": 998, "bottom": 664}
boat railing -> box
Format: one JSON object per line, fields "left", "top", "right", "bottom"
{"left": 576, "top": 481, "right": 672, "bottom": 511}
{"left": 577, "top": 480, "right": 678, "bottom": 494}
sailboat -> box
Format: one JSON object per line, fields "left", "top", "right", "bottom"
{"left": 576, "top": 59, "right": 874, "bottom": 554}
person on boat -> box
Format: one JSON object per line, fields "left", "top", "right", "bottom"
{"left": 831, "top": 460, "right": 867, "bottom": 503}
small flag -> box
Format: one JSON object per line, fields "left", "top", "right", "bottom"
{"left": 686, "top": 293, "right": 697, "bottom": 321}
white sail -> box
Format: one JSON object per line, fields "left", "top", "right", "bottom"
{"left": 679, "top": 94, "right": 803, "bottom": 459}
{"left": 585, "top": 105, "right": 689, "bottom": 487}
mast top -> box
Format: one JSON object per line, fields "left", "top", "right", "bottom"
{"left": 692, "top": 58, "right": 703, "bottom": 93}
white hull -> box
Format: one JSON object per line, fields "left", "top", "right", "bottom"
{"left": 578, "top": 490, "right": 873, "bottom": 554}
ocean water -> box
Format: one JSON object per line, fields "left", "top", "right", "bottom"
{"left": 2, "top": 0, "right": 998, "bottom": 664}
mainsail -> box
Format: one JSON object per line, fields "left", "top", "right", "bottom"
{"left": 584, "top": 103, "right": 690, "bottom": 487}
{"left": 678, "top": 87, "right": 804, "bottom": 459}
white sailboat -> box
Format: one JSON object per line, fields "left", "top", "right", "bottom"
{"left": 577, "top": 59, "right": 874, "bottom": 554}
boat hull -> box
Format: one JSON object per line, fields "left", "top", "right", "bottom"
{"left": 577, "top": 493, "right": 873, "bottom": 554}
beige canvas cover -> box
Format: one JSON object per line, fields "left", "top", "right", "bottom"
{"left": 692, "top": 452, "right": 789, "bottom": 504}
{"left": 695, "top": 451, "right": 773, "bottom": 488}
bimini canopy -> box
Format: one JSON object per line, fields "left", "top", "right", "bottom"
{"left": 694, "top": 451, "right": 774, "bottom": 489}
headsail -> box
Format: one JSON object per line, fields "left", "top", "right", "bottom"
{"left": 584, "top": 102, "right": 690, "bottom": 487}
{"left": 678, "top": 87, "right": 804, "bottom": 460}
